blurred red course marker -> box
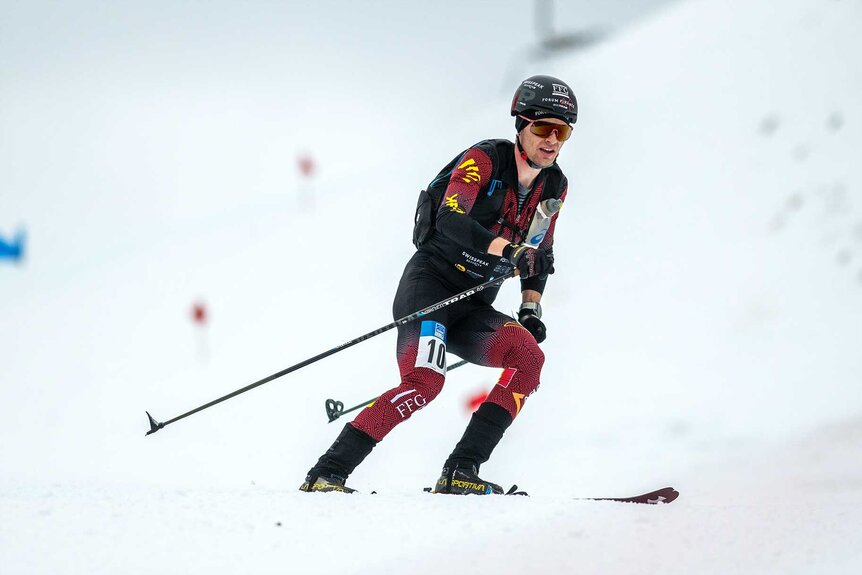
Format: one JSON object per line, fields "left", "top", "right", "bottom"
{"left": 192, "top": 302, "right": 208, "bottom": 325}
{"left": 465, "top": 390, "right": 488, "bottom": 413}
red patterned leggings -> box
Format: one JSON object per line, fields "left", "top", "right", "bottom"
{"left": 351, "top": 256, "right": 544, "bottom": 442}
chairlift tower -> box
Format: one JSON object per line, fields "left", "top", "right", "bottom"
{"left": 533, "top": 0, "right": 605, "bottom": 59}
{"left": 503, "top": 0, "right": 606, "bottom": 91}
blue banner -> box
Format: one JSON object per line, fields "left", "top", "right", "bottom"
{"left": 0, "top": 229, "right": 26, "bottom": 262}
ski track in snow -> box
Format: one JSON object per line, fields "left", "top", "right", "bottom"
{"left": 2, "top": 418, "right": 862, "bottom": 573}
{"left": 1, "top": 457, "right": 861, "bottom": 575}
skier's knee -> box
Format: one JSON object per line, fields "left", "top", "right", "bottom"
{"left": 505, "top": 333, "right": 544, "bottom": 375}
{"left": 401, "top": 368, "right": 445, "bottom": 407}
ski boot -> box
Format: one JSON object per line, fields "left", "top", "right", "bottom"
{"left": 299, "top": 473, "right": 357, "bottom": 494}
{"left": 300, "top": 424, "right": 377, "bottom": 494}
{"left": 432, "top": 464, "right": 504, "bottom": 495}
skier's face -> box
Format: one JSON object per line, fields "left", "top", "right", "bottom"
{"left": 520, "top": 118, "right": 569, "bottom": 168}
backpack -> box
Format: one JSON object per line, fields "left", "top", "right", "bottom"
{"left": 412, "top": 140, "right": 503, "bottom": 248}
{"left": 412, "top": 139, "right": 564, "bottom": 248}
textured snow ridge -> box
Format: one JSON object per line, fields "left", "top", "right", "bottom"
{"left": 1, "top": 471, "right": 860, "bottom": 575}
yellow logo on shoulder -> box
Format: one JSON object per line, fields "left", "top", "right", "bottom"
{"left": 445, "top": 194, "right": 466, "bottom": 214}
{"left": 457, "top": 158, "right": 481, "bottom": 184}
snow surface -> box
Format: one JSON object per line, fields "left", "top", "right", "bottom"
{"left": 2, "top": 0, "right": 862, "bottom": 573}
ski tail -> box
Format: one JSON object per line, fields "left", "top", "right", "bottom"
{"left": 422, "top": 485, "right": 679, "bottom": 503}
{"left": 580, "top": 486, "right": 679, "bottom": 504}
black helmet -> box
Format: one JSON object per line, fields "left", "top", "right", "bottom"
{"left": 511, "top": 75, "right": 577, "bottom": 125}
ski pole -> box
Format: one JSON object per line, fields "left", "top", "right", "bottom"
{"left": 325, "top": 359, "right": 469, "bottom": 423}
{"left": 145, "top": 270, "right": 516, "bottom": 435}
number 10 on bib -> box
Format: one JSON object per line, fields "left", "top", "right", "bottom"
{"left": 416, "top": 321, "right": 447, "bottom": 375}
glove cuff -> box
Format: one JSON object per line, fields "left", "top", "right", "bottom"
{"left": 519, "top": 301, "right": 542, "bottom": 319}
{"left": 502, "top": 243, "right": 528, "bottom": 264}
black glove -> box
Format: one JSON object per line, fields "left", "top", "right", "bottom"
{"left": 502, "top": 244, "right": 554, "bottom": 279}
{"left": 518, "top": 302, "right": 546, "bottom": 343}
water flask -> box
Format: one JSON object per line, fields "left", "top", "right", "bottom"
{"left": 523, "top": 198, "right": 562, "bottom": 247}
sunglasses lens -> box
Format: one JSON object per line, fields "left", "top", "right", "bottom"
{"left": 529, "top": 122, "right": 572, "bottom": 141}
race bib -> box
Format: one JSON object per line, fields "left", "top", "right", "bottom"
{"left": 415, "top": 321, "right": 447, "bottom": 375}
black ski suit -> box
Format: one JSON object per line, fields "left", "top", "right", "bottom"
{"left": 310, "top": 138, "right": 568, "bottom": 481}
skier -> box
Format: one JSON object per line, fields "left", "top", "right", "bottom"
{"left": 300, "top": 75, "right": 577, "bottom": 494}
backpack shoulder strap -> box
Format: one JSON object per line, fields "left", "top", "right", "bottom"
{"left": 478, "top": 139, "right": 514, "bottom": 196}
{"left": 540, "top": 164, "right": 566, "bottom": 200}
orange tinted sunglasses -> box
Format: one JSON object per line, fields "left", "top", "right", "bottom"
{"left": 529, "top": 121, "right": 573, "bottom": 142}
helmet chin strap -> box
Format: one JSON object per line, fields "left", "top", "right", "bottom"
{"left": 516, "top": 135, "right": 552, "bottom": 170}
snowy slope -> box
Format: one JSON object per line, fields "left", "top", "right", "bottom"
{"left": 2, "top": 0, "right": 862, "bottom": 573}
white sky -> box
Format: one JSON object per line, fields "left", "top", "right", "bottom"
{"left": 0, "top": 0, "right": 674, "bottom": 117}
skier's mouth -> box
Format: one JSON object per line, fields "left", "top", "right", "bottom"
{"left": 539, "top": 147, "right": 556, "bottom": 155}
